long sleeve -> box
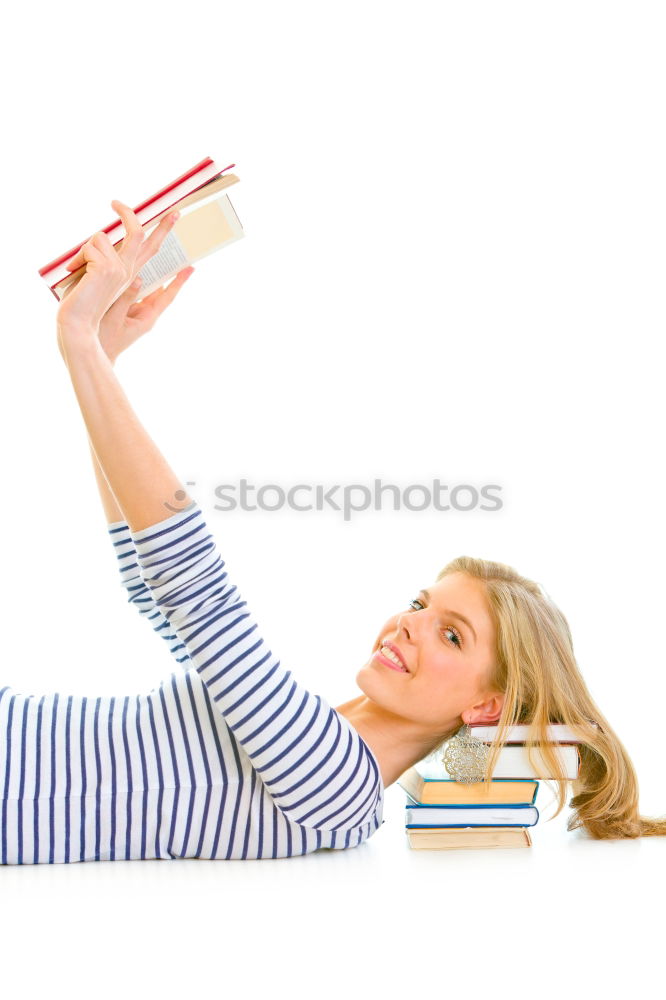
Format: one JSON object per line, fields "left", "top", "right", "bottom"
{"left": 125, "top": 502, "right": 383, "bottom": 834}
{"left": 107, "top": 519, "right": 193, "bottom": 671}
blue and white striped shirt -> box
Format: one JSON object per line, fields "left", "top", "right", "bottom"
{"left": 0, "top": 503, "right": 384, "bottom": 864}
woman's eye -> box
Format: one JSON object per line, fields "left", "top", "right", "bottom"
{"left": 407, "top": 598, "right": 463, "bottom": 649}
{"left": 443, "top": 626, "right": 463, "bottom": 648}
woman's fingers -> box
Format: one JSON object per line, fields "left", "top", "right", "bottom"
{"left": 65, "top": 249, "right": 85, "bottom": 272}
{"left": 136, "top": 267, "right": 194, "bottom": 318}
{"left": 65, "top": 202, "right": 179, "bottom": 277}
{"left": 65, "top": 232, "right": 109, "bottom": 272}
{"left": 152, "top": 267, "right": 194, "bottom": 309}
{"left": 136, "top": 211, "right": 180, "bottom": 270}
{"left": 116, "top": 276, "right": 143, "bottom": 303}
{"left": 110, "top": 200, "right": 145, "bottom": 265}
{"left": 64, "top": 206, "right": 143, "bottom": 273}
{"left": 91, "top": 230, "right": 122, "bottom": 263}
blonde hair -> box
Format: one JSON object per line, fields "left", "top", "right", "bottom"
{"left": 432, "top": 556, "right": 666, "bottom": 840}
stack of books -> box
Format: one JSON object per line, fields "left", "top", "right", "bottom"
{"left": 38, "top": 155, "right": 244, "bottom": 302}
{"left": 397, "top": 723, "right": 585, "bottom": 850}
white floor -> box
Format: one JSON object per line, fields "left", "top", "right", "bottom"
{"left": 1, "top": 780, "right": 663, "bottom": 998}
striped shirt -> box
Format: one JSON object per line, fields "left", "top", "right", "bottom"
{"left": 0, "top": 502, "right": 384, "bottom": 864}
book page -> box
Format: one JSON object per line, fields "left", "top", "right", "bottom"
{"left": 137, "top": 230, "right": 190, "bottom": 289}
{"left": 135, "top": 194, "right": 243, "bottom": 297}
{"left": 176, "top": 197, "right": 241, "bottom": 259}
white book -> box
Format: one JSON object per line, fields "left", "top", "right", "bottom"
{"left": 469, "top": 722, "right": 597, "bottom": 743}
{"left": 420, "top": 743, "right": 580, "bottom": 780}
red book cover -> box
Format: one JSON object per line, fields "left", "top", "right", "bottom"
{"left": 38, "top": 157, "right": 235, "bottom": 295}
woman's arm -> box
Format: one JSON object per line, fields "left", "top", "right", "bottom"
{"left": 58, "top": 205, "right": 198, "bottom": 667}
{"left": 60, "top": 334, "right": 191, "bottom": 533}
{"left": 70, "top": 259, "right": 199, "bottom": 664}
{"left": 107, "top": 517, "right": 193, "bottom": 671}
{"left": 58, "top": 213, "right": 194, "bottom": 529}
{"left": 76, "top": 355, "right": 197, "bottom": 670}
{"left": 55, "top": 198, "right": 195, "bottom": 531}
{"left": 90, "top": 436, "right": 126, "bottom": 525}
{"left": 87, "top": 285, "right": 194, "bottom": 526}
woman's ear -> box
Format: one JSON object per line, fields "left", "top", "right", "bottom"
{"left": 465, "top": 692, "right": 505, "bottom": 726}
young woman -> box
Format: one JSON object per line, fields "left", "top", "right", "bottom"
{"left": 1, "top": 203, "right": 663, "bottom": 865}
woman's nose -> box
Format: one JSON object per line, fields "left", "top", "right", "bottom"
{"left": 396, "top": 614, "right": 412, "bottom": 639}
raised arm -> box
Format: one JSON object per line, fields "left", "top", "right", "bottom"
{"left": 74, "top": 306, "right": 195, "bottom": 669}
{"left": 56, "top": 205, "right": 193, "bottom": 528}
{"left": 61, "top": 254, "right": 197, "bottom": 667}
{"left": 89, "top": 435, "right": 126, "bottom": 524}
{"left": 107, "top": 516, "right": 193, "bottom": 671}
{"left": 55, "top": 198, "right": 196, "bottom": 533}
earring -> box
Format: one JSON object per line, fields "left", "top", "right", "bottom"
{"left": 442, "top": 723, "right": 490, "bottom": 784}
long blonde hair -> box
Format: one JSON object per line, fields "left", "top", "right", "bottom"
{"left": 432, "top": 556, "right": 666, "bottom": 840}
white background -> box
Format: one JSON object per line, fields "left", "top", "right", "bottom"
{"left": 1, "top": 0, "right": 664, "bottom": 995}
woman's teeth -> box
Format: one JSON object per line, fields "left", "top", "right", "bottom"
{"left": 381, "top": 646, "right": 407, "bottom": 671}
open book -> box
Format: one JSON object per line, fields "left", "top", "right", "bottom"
{"left": 38, "top": 156, "right": 244, "bottom": 301}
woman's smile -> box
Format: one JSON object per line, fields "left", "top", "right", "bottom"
{"left": 373, "top": 648, "right": 409, "bottom": 673}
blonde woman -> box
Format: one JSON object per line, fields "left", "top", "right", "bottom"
{"left": 1, "top": 202, "right": 662, "bottom": 865}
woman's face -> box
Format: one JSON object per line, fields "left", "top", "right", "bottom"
{"left": 357, "top": 571, "right": 502, "bottom": 733}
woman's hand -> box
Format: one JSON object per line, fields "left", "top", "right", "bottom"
{"left": 56, "top": 200, "right": 182, "bottom": 341}
{"left": 57, "top": 265, "right": 195, "bottom": 366}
